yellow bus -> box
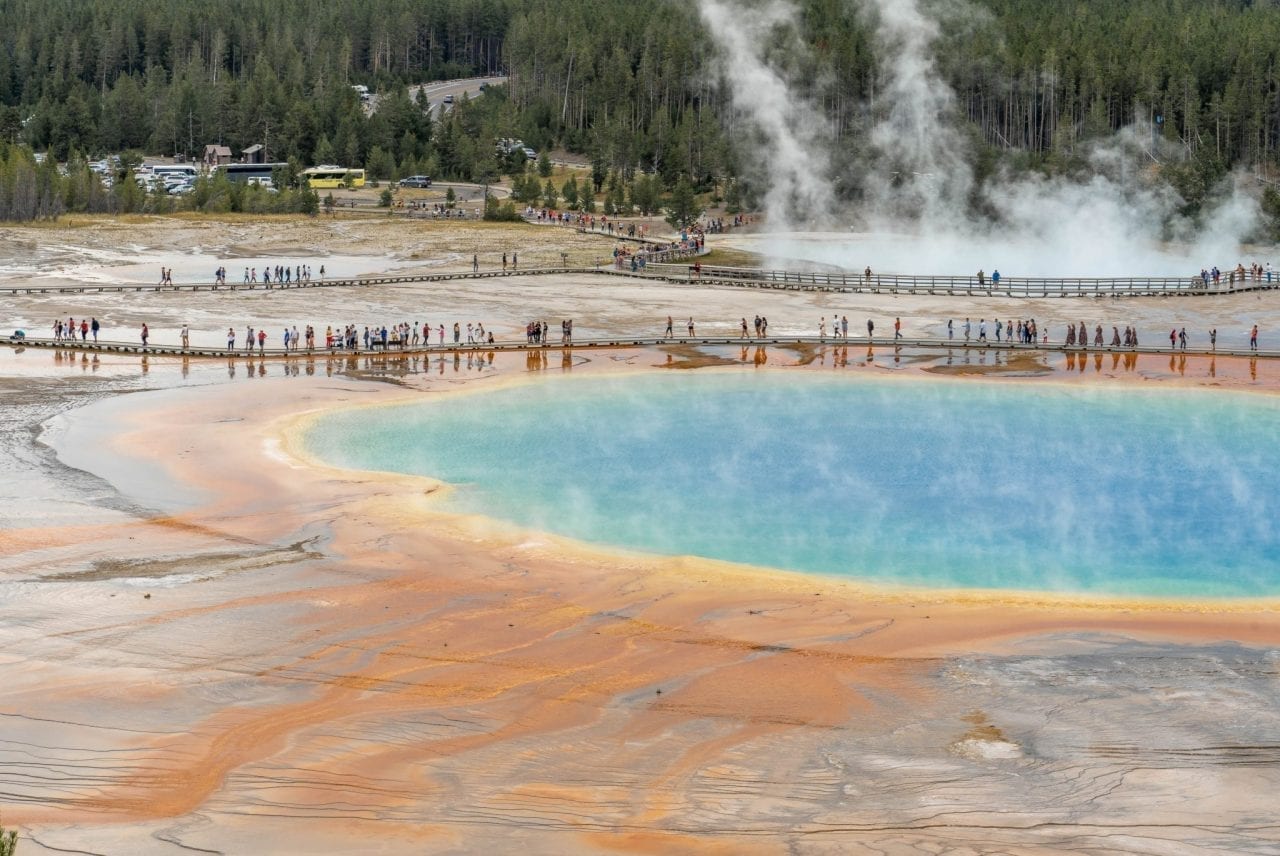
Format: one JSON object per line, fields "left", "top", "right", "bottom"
{"left": 303, "top": 166, "right": 366, "bottom": 189}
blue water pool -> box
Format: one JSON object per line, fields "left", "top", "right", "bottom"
{"left": 304, "top": 373, "right": 1280, "bottom": 597}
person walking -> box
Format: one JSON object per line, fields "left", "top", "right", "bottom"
{"left": 140, "top": 323, "right": 149, "bottom": 347}
{"left": 1251, "top": 324, "right": 1259, "bottom": 351}
{"left": 1210, "top": 328, "right": 1217, "bottom": 351}
{"left": 665, "top": 316, "right": 674, "bottom": 338}
{"left": 867, "top": 318, "right": 875, "bottom": 341}
{"left": 963, "top": 317, "right": 971, "bottom": 342}
{"left": 894, "top": 317, "right": 902, "bottom": 341}
{"left": 947, "top": 318, "right": 954, "bottom": 340}
{"left": 1179, "top": 328, "right": 1188, "bottom": 351}
{"left": 180, "top": 324, "right": 189, "bottom": 350}
{"left": 978, "top": 319, "right": 987, "bottom": 342}
{"left": 472, "top": 254, "right": 479, "bottom": 273}
{"left": 257, "top": 328, "right": 266, "bottom": 353}
{"left": 90, "top": 317, "right": 99, "bottom": 343}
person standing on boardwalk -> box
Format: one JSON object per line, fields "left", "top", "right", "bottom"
{"left": 841, "top": 316, "right": 849, "bottom": 339}
{"left": 1210, "top": 328, "right": 1217, "bottom": 351}
{"left": 472, "top": 254, "right": 479, "bottom": 273}
{"left": 1179, "top": 328, "right": 1188, "bottom": 351}
{"left": 687, "top": 317, "right": 695, "bottom": 336}
{"left": 140, "top": 323, "right": 149, "bottom": 347}
{"left": 91, "top": 318, "right": 99, "bottom": 342}
{"left": 180, "top": 324, "right": 189, "bottom": 350}
{"left": 665, "top": 316, "right": 674, "bottom": 338}
{"left": 1251, "top": 324, "right": 1259, "bottom": 350}
{"left": 947, "top": 319, "right": 953, "bottom": 340}
{"left": 740, "top": 318, "right": 749, "bottom": 338}
{"left": 257, "top": 328, "right": 266, "bottom": 353}
{"left": 894, "top": 317, "right": 902, "bottom": 340}
{"left": 978, "top": 319, "right": 987, "bottom": 342}
{"left": 867, "top": 318, "right": 875, "bottom": 341}
{"left": 963, "top": 318, "right": 971, "bottom": 341}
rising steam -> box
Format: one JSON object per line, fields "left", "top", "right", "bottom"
{"left": 697, "top": 0, "right": 1264, "bottom": 276}
{"left": 696, "top": 0, "right": 836, "bottom": 228}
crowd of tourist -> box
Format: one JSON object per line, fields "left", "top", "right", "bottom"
{"left": 22, "top": 314, "right": 1268, "bottom": 354}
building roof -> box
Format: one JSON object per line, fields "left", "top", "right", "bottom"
{"left": 205, "top": 145, "right": 232, "bottom": 156}
{"left": 242, "top": 144, "right": 264, "bottom": 154}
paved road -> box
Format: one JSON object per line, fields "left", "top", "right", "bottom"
{"left": 366, "top": 76, "right": 507, "bottom": 119}
{"left": 414, "top": 76, "right": 506, "bottom": 119}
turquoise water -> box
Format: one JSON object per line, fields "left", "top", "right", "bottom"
{"left": 305, "top": 374, "right": 1280, "bottom": 597}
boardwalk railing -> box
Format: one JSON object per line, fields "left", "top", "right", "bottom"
{"left": 0, "top": 267, "right": 585, "bottom": 295}
{"left": 0, "top": 261, "right": 1270, "bottom": 298}
{"left": 644, "top": 264, "right": 1279, "bottom": 298}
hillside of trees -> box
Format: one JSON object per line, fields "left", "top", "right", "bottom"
{"left": 4, "top": 0, "right": 1280, "bottom": 224}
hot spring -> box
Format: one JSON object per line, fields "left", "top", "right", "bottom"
{"left": 722, "top": 231, "right": 1258, "bottom": 279}
{"left": 304, "top": 373, "right": 1280, "bottom": 598}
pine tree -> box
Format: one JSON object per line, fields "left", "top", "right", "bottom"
{"left": 664, "top": 176, "right": 701, "bottom": 230}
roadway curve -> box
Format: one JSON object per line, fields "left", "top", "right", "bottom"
{"left": 365, "top": 76, "right": 507, "bottom": 119}
{"left": 412, "top": 76, "right": 507, "bottom": 120}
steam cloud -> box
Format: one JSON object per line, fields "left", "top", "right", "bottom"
{"left": 697, "top": 0, "right": 1263, "bottom": 276}
{"left": 696, "top": 0, "right": 836, "bottom": 228}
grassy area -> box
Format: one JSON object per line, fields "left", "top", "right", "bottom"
{"left": 699, "top": 247, "right": 765, "bottom": 268}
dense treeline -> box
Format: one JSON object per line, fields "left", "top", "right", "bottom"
{"left": 6, "top": 0, "right": 1280, "bottom": 223}
{"left": 0, "top": 0, "right": 510, "bottom": 162}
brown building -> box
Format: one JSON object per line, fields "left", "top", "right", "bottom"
{"left": 203, "top": 144, "right": 232, "bottom": 166}
{"left": 242, "top": 144, "right": 265, "bottom": 164}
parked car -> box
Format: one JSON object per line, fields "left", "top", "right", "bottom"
{"left": 442, "top": 94, "right": 454, "bottom": 104}
{"left": 399, "top": 175, "right": 432, "bottom": 188}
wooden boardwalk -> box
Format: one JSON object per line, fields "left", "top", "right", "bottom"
{"left": 5, "top": 258, "right": 1274, "bottom": 299}
{"left": 642, "top": 264, "right": 1280, "bottom": 298}
{"left": 3, "top": 262, "right": 1273, "bottom": 299}
{"left": 5, "top": 335, "right": 1273, "bottom": 362}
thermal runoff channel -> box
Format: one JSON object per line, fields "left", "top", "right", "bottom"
{"left": 306, "top": 374, "right": 1280, "bottom": 598}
